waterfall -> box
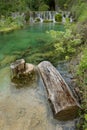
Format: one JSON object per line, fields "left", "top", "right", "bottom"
{"left": 29, "top": 11, "right": 57, "bottom": 23}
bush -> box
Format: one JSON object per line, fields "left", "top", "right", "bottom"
{"left": 0, "top": 15, "right": 24, "bottom": 33}
{"left": 78, "top": 49, "right": 87, "bottom": 75}
{"left": 77, "top": 22, "right": 87, "bottom": 43}
{"left": 47, "top": 29, "right": 81, "bottom": 60}
{"left": 35, "top": 18, "right": 41, "bottom": 22}
{"left": 43, "top": 19, "right": 53, "bottom": 23}
{"left": 71, "top": 2, "right": 87, "bottom": 22}
{"left": 25, "top": 11, "right": 30, "bottom": 23}
{"left": 55, "top": 13, "right": 62, "bottom": 22}
{"left": 39, "top": 4, "right": 49, "bottom": 11}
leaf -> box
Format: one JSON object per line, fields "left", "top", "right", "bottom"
{"left": 84, "top": 114, "right": 87, "bottom": 121}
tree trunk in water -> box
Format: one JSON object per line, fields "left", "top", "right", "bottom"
{"left": 38, "top": 61, "right": 80, "bottom": 121}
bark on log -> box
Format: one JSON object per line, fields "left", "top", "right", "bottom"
{"left": 10, "top": 59, "right": 37, "bottom": 87}
{"left": 38, "top": 61, "right": 80, "bottom": 121}
{"left": 10, "top": 59, "right": 26, "bottom": 78}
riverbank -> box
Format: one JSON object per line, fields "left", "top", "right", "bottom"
{"left": 0, "top": 16, "right": 24, "bottom": 34}
{"left": 69, "top": 45, "right": 87, "bottom": 130}
{"left": 0, "top": 25, "right": 23, "bottom": 34}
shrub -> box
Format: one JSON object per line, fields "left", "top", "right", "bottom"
{"left": 0, "top": 15, "right": 24, "bottom": 33}
{"left": 35, "top": 18, "right": 41, "bottom": 22}
{"left": 47, "top": 29, "right": 81, "bottom": 60}
{"left": 39, "top": 4, "right": 49, "bottom": 11}
{"left": 55, "top": 13, "right": 62, "bottom": 22}
{"left": 64, "top": 3, "right": 68, "bottom": 10}
{"left": 43, "top": 19, "right": 53, "bottom": 23}
{"left": 78, "top": 49, "right": 87, "bottom": 75}
{"left": 76, "top": 22, "right": 87, "bottom": 43}
{"left": 71, "top": 2, "right": 87, "bottom": 22}
{"left": 25, "top": 11, "right": 30, "bottom": 23}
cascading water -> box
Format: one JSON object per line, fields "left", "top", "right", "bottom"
{"left": 29, "top": 11, "right": 57, "bottom": 23}
{"left": 29, "top": 11, "right": 73, "bottom": 23}
{"left": 11, "top": 11, "right": 73, "bottom": 24}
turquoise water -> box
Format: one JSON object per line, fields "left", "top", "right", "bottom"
{"left": 0, "top": 23, "right": 64, "bottom": 67}
{"left": 0, "top": 23, "right": 64, "bottom": 90}
{"left": 0, "top": 23, "right": 76, "bottom": 130}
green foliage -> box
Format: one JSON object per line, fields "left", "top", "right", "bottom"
{"left": 25, "top": 11, "right": 30, "bottom": 22}
{"left": 39, "top": 3, "right": 49, "bottom": 11}
{"left": 78, "top": 49, "right": 87, "bottom": 75}
{"left": 35, "top": 18, "right": 41, "bottom": 22}
{"left": 56, "top": 0, "right": 66, "bottom": 9}
{"left": 43, "top": 19, "right": 53, "bottom": 23}
{"left": 83, "top": 114, "right": 87, "bottom": 130}
{"left": 64, "top": 3, "right": 68, "bottom": 10}
{"left": 84, "top": 114, "right": 87, "bottom": 121}
{"left": 55, "top": 13, "right": 62, "bottom": 22}
{"left": 0, "top": 0, "right": 26, "bottom": 16}
{"left": 0, "top": 16, "right": 24, "bottom": 33}
{"left": 71, "top": 1, "right": 87, "bottom": 22}
{"left": 47, "top": 29, "right": 81, "bottom": 60}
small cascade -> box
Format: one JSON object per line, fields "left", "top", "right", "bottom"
{"left": 62, "top": 11, "right": 73, "bottom": 23}
{"left": 70, "top": 16, "right": 73, "bottom": 23}
{"left": 28, "top": 11, "right": 73, "bottom": 23}
{"left": 62, "top": 16, "right": 66, "bottom": 23}
{"left": 29, "top": 11, "right": 57, "bottom": 23}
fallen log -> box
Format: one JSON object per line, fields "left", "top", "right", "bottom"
{"left": 38, "top": 61, "right": 80, "bottom": 121}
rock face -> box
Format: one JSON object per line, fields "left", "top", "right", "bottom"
{"left": 10, "top": 59, "right": 37, "bottom": 87}
{"left": 38, "top": 61, "right": 80, "bottom": 121}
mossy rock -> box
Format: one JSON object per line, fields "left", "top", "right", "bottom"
{"left": 35, "top": 18, "right": 41, "bottom": 22}
{"left": 55, "top": 13, "right": 62, "bottom": 22}
{"left": 43, "top": 19, "right": 53, "bottom": 23}
{"left": 25, "top": 11, "right": 30, "bottom": 23}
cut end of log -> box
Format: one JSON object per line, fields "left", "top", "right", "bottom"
{"left": 54, "top": 105, "right": 79, "bottom": 121}
{"left": 10, "top": 59, "right": 25, "bottom": 69}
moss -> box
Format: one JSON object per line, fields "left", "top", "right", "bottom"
{"left": 25, "top": 11, "right": 30, "bottom": 23}
{"left": 0, "top": 24, "right": 23, "bottom": 34}
{"left": 0, "top": 55, "right": 16, "bottom": 67}
{"left": 55, "top": 13, "right": 62, "bottom": 22}
{"left": 26, "top": 53, "right": 44, "bottom": 65}
{"left": 35, "top": 18, "right": 41, "bottom": 22}
{"left": 43, "top": 19, "right": 53, "bottom": 23}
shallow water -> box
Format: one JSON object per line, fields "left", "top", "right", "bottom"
{"left": 0, "top": 23, "right": 64, "bottom": 68}
{"left": 0, "top": 23, "right": 77, "bottom": 130}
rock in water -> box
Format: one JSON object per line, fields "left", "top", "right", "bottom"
{"left": 38, "top": 61, "right": 80, "bottom": 121}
